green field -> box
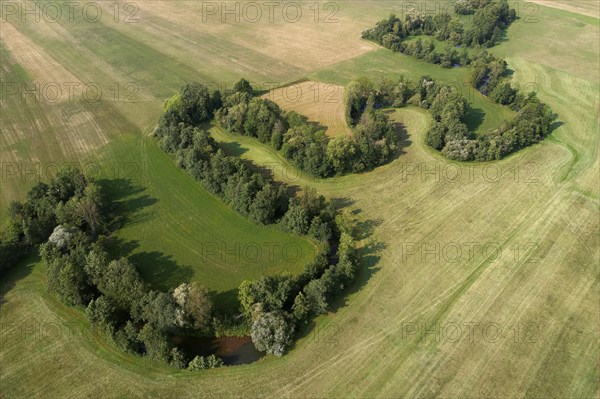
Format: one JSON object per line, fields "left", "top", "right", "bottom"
{"left": 0, "top": 1, "right": 598, "bottom": 398}
{"left": 90, "top": 134, "right": 317, "bottom": 310}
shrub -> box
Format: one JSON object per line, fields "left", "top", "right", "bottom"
{"left": 188, "top": 354, "right": 224, "bottom": 370}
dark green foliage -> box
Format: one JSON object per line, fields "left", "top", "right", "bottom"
{"left": 248, "top": 184, "right": 280, "bottom": 225}
{"left": 179, "top": 82, "right": 217, "bottom": 125}
{"left": 490, "top": 82, "right": 517, "bottom": 105}
{"left": 362, "top": 0, "right": 516, "bottom": 68}
{"left": 0, "top": 221, "right": 22, "bottom": 277}
{"left": 138, "top": 323, "right": 171, "bottom": 362}
{"left": 308, "top": 216, "right": 332, "bottom": 243}
{"left": 455, "top": 0, "right": 493, "bottom": 15}
{"left": 303, "top": 278, "right": 329, "bottom": 315}
{"left": 343, "top": 75, "right": 555, "bottom": 162}
{"left": 281, "top": 124, "right": 332, "bottom": 177}
{"left": 86, "top": 295, "right": 118, "bottom": 334}
{"left": 326, "top": 137, "right": 358, "bottom": 175}
{"left": 291, "top": 291, "right": 311, "bottom": 322}
{"left": 113, "top": 321, "right": 142, "bottom": 353}
{"left": 351, "top": 106, "right": 397, "bottom": 172}
{"left": 136, "top": 290, "right": 178, "bottom": 332}
{"left": 233, "top": 78, "right": 254, "bottom": 95}
{"left": 170, "top": 348, "right": 187, "bottom": 370}
{"left": 41, "top": 231, "right": 94, "bottom": 306}
{"left": 345, "top": 78, "right": 376, "bottom": 124}
{"left": 239, "top": 274, "right": 294, "bottom": 315}
{"left": 182, "top": 282, "right": 214, "bottom": 331}
{"left": 4, "top": 167, "right": 108, "bottom": 284}
{"left": 295, "top": 249, "right": 330, "bottom": 288}
{"left": 88, "top": 256, "right": 146, "bottom": 309}
{"left": 282, "top": 205, "right": 309, "bottom": 235}
{"left": 244, "top": 98, "right": 283, "bottom": 143}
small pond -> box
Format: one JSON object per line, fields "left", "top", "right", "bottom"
{"left": 172, "top": 335, "right": 264, "bottom": 366}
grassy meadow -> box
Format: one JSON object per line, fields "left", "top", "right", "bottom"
{"left": 0, "top": 1, "right": 598, "bottom": 398}
{"left": 89, "top": 134, "right": 317, "bottom": 310}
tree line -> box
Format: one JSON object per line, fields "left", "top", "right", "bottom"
{"left": 344, "top": 74, "right": 556, "bottom": 161}
{"left": 362, "top": 0, "right": 516, "bottom": 68}
{"left": 1, "top": 79, "right": 366, "bottom": 367}
{"left": 210, "top": 79, "right": 398, "bottom": 177}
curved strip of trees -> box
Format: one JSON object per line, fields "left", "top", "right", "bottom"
{"left": 154, "top": 81, "right": 363, "bottom": 356}
{"left": 345, "top": 74, "right": 556, "bottom": 161}
{"left": 360, "top": 0, "right": 556, "bottom": 160}
{"left": 362, "top": 0, "right": 516, "bottom": 68}
{"left": 207, "top": 79, "right": 398, "bottom": 177}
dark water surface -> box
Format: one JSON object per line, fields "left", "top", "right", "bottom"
{"left": 173, "top": 335, "right": 264, "bottom": 365}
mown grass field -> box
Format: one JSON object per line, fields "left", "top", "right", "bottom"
{"left": 0, "top": 1, "right": 598, "bottom": 398}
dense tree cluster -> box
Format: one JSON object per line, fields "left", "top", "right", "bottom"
{"left": 361, "top": 2, "right": 556, "bottom": 162}
{"left": 154, "top": 119, "right": 288, "bottom": 225}
{"left": 238, "top": 230, "right": 358, "bottom": 355}
{"left": 343, "top": 75, "right": 556, "bottom": 161}
{"left": 399, "top": 37, "right": 470, "bottom": 68}
{"left": 213, "top": 79, "right": 397, "bottom": 177}
{"left": 0, "top": 76, "right": 368, "bottom": 367}
{"left": 0, "top": 221, "right": 23, "bottom": 277}
{"left": 0, "top": 168, "right": 108, "bottom": 278}
{"left": 3, "top": 77, "right": 367, "bottom": 365}
{"left": 372, "top": 0, "right": 514, "bottom": 46}
{"left": 362, "top": 0, "right": 516, "bottom": 65}
{"left": 239, "top": 206, "right": 359, "bottom": 355}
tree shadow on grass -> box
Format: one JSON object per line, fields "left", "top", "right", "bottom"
{"left": 464, "top": 107, "right": 485, "bottom": 132}
{"left": 98, "top": 178, "right": 159, "bottom": 230}
{"left": 218, "top": 141, "right": 248, "bottom": 158}
{"left": 551, "top": 120, "right": 565, "bottom": 133}
{"left": 290, "top": 199, "right": 386, "bottom": 349}
{"left": 354, "top": 218, "right": 384, "bottom": 241}
{"left": 289, "top": 239, "right": 385, "bottom": 348}
{"left": 327, "top": 239, "right": 385, "bottom": 314}
{"left": 103, "top": 236, "right": 140, "bottom": 260}
{"left": 330, "top": 196, "right": 355, "bottom": 210}
{"left": 129, "top": 251, "right": 194, "bottom": 292}
{"left": 212, "top": 288, "right": 241, "bottom": 314}
{"left": 495, "top": 25, "right": 511, "bottom": 45}
{"left": 383, "top": 108, "right": 413, "bottom": 161}
{"left": 0, "top": 252, "right": 38, "bottom": 308}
